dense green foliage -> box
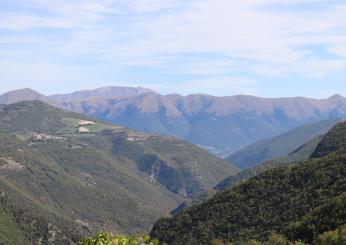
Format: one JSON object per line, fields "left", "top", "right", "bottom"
{"left": 286, "top": 193, "right": 346, "bottom": 242}
{"left": 0, "top": 195, "right": 78, "bottom": 244}
{"left": 0, "top": 101, "right": 237, "bottom": 244}
{"left": 209, "top": 226, "right": 346, "bottom": 245}
{"left": 151, "top": 122, "right": 346, "bottom": 244}
{"left": 315, "top": 225, "right": 346, "bottom": 245}
{"left": 214, "top": 233, "right": 306, "bottom": 245}
{"left": 226, "top": 120, "right": 337, "bottom": 169}
{"left": 79, "top": 232, "right": 161, "bottom": 245}
{"left": 215, "top": 135, "right": 323, "bottom": 191}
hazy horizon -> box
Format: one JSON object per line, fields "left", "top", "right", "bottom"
{"left": 0, "top": 86, "right": 345, "bottom": 100}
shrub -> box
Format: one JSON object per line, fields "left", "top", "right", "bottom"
{"left": 315, "top": 225, "right": 346, "bottom": 245}
{"left": 79, "top": 232, "right": 162, "bottom": 245}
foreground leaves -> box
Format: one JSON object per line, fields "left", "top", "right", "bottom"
{"left": 79, "top": 232, "right": 162, "bottom": 245}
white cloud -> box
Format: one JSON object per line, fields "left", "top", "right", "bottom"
{"left": 329, "top": 45, "right": 346, "bottom": 58}
{"left": 1, "top": 0, "right": 346, "bottom": 84}
{"left": 173, "top": 76, "right": 257, "bottom": 96}
{"left": 251, "top": 59, "right": 345, "bottom": 79}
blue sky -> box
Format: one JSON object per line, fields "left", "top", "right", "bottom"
{"left": 0, "top": 0, "right": 346, "bottom": 98}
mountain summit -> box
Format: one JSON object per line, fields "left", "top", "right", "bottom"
{"left": 327, "top": 94, "right": 345, "bottom": 101}
{"left": 0, "top": 88, "right": 52, "bottom": 105}
{"left": 49, "top": 86, "right": 155, "bottom": 103}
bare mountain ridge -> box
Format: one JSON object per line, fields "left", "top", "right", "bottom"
{"left": 61, "top": 92, "right": 346, "bottom": 120}
{"left": 50, "top": 86, "right": 155, "bottom": 103}
{"left": 1, "top": 88, "right": 345, "bottom": 118}
{"left": 0, "top": 87, "right": 345, "bottom": 156}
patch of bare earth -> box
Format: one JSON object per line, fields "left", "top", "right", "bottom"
{"left": 0, "top": 157, "right": 25, "bottom": 171}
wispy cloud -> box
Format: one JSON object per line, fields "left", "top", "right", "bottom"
{"left": 0, "top": 0, "right": 345, "bottom": 95}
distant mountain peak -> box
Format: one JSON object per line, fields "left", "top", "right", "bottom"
{"left": 327, "top": 94, "right": 345, "bottom": 101}
{"left": 4, "top": 87, "right": 40, "bottom": 94}
{"left": 14, "top": 87, "right": 36, "bottom": 92}
{"left": 0, "top": 88, "right": 52, "bottom": 105}
{"left": 49, "top": 86, "right": 157, "bottom": 102}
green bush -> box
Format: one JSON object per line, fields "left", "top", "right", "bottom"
{"left": 240, "top": 233, "right": 306, "bottom": 245}
{"left": 79, "top": 232, "right": 162, "bottom": 245}
{"left": 315, "top": 225, "right": 346, "bottom": 245}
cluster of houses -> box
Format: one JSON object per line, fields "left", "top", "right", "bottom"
{"left": 29, "top": 132, "right": 63, "bottom": 141}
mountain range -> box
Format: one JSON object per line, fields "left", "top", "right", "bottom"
{"left": 0, "top": 101, "right": 237, "bottom": 244}
{"left": 1, "top": 88, "right": 346, "bottom": 157}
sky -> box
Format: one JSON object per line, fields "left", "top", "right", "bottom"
{"left": 0, "top": 0, "right": 346, "bottom": 98}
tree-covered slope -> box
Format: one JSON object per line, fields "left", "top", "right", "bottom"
{"left": 217, "top": 120, "right": 346, "bottom": 191}
{"left": 215, "top": 134, "right": 324, "bottom": 191}
{"left": 151, "top": 122, "right": 346, "bottom": 245}
{"left": 0, "top": 193, "right": 78, "bottom": 245}
{"left": 0, "top": 101, "right": 238, "bottom": 244}
{"left": 311, "top": 121, "right": 346, "bottom": 158}
{"left": 226, "top": 120, "right": 338, "bottom": 169}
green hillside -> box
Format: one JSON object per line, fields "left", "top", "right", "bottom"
{"left": 215, "top": 134, "right": 323, "bottom": 191}
{"left": 0, "top": 101, "right": 238, "bottom": 244}
{"left": 226, "top": 120, "right": 338, "bottom": 169}
{"left": 172, "top": 135, "right": 323, "bottom": 214}
{"left": 150, "top": 122, "right": 346, "bottom": 245}
{"left": 311, "top": 121, "right": 346, "bottom": 158}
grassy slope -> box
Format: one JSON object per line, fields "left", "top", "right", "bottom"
{"left": 226, "top": 120, "right": 338, "bottom": 169}
{"left": 151, "top": 122, "right": 346, "bottom": 245}
{"left": 0, "top": 101, "right": 237, "bottom": 244}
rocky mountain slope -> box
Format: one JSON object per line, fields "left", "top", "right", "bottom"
{"left": 150, "top": 121, "right": 346, "bottom": 244}
{"left": 0, "top": 101, "right": 237, "bottom": 244}
{"left": 1, "top": 88, "right": 346, "bottom": 156}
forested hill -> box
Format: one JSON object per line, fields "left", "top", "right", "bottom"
{"left": 214, "top": 134, "right": 324, "bottom": 191}
{"left": 311, "top": 121, "right": 346, "bottom": 158}
{"left": 0, "top": 101, "right": 237, "bottom": 244}
{"left": 226, "top": 119, "right": 337, "bottom": 169}
{"left": 150, "top": 122, "right": 346, "bottom": 245}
